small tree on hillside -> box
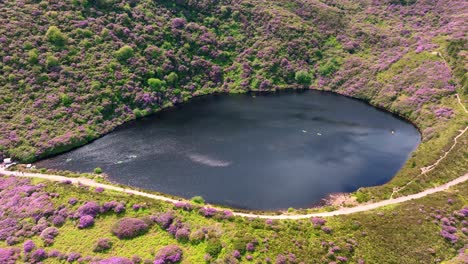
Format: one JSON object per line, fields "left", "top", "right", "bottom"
{"left": 295, "top": 70, "right": 312, "bottom": 86}
{"left": 46, "top": 26, "right": 67, "bottom": 46}
{"left": 148, "top": 78, "right": 166, "bottom": 92}
{"left": 114, "top": 45, "right": 134, "bottom": 62}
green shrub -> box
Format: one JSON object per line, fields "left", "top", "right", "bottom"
{"left": 295, "top": 70, "right": 312, "bottom": 85}
{"left": 354, "top": 191, "right": 370, "bottom": 203}
{"left": 94, "top": 167, "right": 103, "bottom": 174}
{"left": 60, "top": 93, "right": 73, "bottom": 106}
{"left": 318, "top": 58, "right": 341, "bottom": 76}
{"left": 133, "top": 109, "right": 148, "bottom": 118}
{"left": 28, "top": 49, "right": 39, "bottom": 64}
{"left": 148, "top": 78, "right": 166, "bottom": 91}
{"left": 205, "top": 238, "right": 223, "bottom": 257}
{"left": 165, "top": 72, "right": 178, "bottom": 85}
{"left": 114, "top": 45, "right": 134, "bottom": 62}
{"left": 191, "top": 196, "right": 205, "bottom": 204}
{"left": 46, "top": 55, "right": 60, "bottom": 68}
{"left": 46, "top": 26, "right": 67, "bottom": 46}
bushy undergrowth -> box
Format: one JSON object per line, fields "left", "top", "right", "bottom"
{"left": 0, "top": 176, "right": 467, "bottom": 263}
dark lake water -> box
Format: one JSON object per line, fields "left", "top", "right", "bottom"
{"left": 36, "top": 91, "right": 420, "bottom": 210}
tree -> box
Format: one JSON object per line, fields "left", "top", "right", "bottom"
{"left": 147, "top": 78, "right": 166, "bottom": 92}
{"left": 46, "top": 55, "right": 59, "bottom": 68}
{"left": 46, "top": 26, "right": 67, "bottom": 46}
{"left": 28, "top": 49, "right": 39, "bottom": 64}
{"left": 295, "top": 70, "right": 312, "bottom": 86}
{"left": 165, "top": 72, "right": 178, "bottom": 85}
{"left": 114, "top": 45, "right": 134, "bottom": 62}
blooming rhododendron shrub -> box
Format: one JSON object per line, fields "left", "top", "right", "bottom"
{"left": 0, "top": 248, "right": 19, "bottom": 264}
{"left": 0, "top": 177, "right": 55, "bottom": 242}
{"left": 77, "top": 201, "right": 101, "bottom": 218}
{"left": 154, "top": 245, "right": 183, "bottom": 264}
{"left": 97, "top": 257, "right": 133, "bottom": 264}
{"left": 23, "top": 240, "right": 36, "bottom": 253}
{"left": 78, "top": 215, "right": 95, "bottom": 229}
{"left": 111, "top": 218, "right": 149, "bottom": 239}
{"left": 311, "top": 217, "right": 327, "bottom": 228}
{"left": 31, "top": 248, "right": 47, "bottom": 263}
{"left": 93, "top": 238, "right": 113, "bottom": 252}
{"left": 102, "top": 201, "right": 126, "bottom": 214}
{"left": 151, "top": 212, "right": 174, "bottom": 229}
{"left": 40, "top": 227, "right": 59, "bottom": 245}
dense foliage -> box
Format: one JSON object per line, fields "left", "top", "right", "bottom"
{"left": 0, "top": 0, "right": 465, "bottom": 164}
{"left": 0, "top": 175, "right": 467, "bottom": 263}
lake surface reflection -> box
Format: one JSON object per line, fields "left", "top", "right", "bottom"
{"left": 37, "top": 91, "right": 420, "bottom": 210}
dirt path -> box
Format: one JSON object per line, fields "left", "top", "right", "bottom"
{"left": 1, "top": 167, "right": 467, "bottom": 219}
{"left": 390, "top": 93, "right": 467, "bottom": 198}
{"left": 456, "top": 93, "right": 468, "bottom": 114}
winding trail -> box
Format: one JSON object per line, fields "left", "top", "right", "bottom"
{"left": 390, "top": 93, "right": 468, "bottom": 198}
{"left": 1, "top": 167, "right": 467, "bottom": 219}
{"left": 456, "top": 93, "right": 468, "bottom": 114}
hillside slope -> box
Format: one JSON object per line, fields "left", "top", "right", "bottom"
{"left": 0, "top": 0, "right": 465, "bottom": 163}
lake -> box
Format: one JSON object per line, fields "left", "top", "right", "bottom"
{"left": 36, "top": 91, "right": 421, "bottom": 210}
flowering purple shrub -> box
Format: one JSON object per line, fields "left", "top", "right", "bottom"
{"left": 434, "top": 107, "right": 454, "bottom": 119}
{"left": 111, "top": 218, "right": 149, "bottom": 239}
{"left": 175, "top": 227, "right": 191, "bottom": 242}
{"left": 23, "top": 240, "right": 36, "bottom": 253}
{"left": 0, "top": 178, "right": 55, "bottom": 240}
{"left": 0, "top": 248, "right": 18, "bottom": 264}
{"left": 31, "top": 248, "right": 47, "bottom": 263}
{"left": 321, "top": 226, "right": 332, "bottom": 234}
{"left": 222, "top": 210, "right": 234, "bottom": 219}
{"left": 246, "top": 242, "right": 255, "bottom": 252}
{"left": 174, "top": 202, "right": 192, "bottom": 211}
{"left": 132, "top": 255, "right": 142, "bottom": 264}
{"left": 172, "top": 18, "right": 186, "bottom": 29}
{"left": 337, "top": 256, "right": 348, "bottom": 262}
{"left": 93, "top": 238, "right": 113, "bottom": 252}
{"left": 48, "top": 249, "right": 60, "bottom": 258}
{"left": 6, "top": 236, "right": 19, "bottom": 246}
{"left": 77, "top": 201, "right": 100, "bottom": 217}
{"left": 276, "top": 254, "right": 287, "bottom": 264}
{"left": 78, "top": 215, "right": 95, "bottom": 229}
{"left": 68, "top": 198, "right": 78, "bottom": 205}
{"left": 440, "top": 230, "right": 458, "bottom": 243}
{"left": 167, "top": 220, "right": 190, "bottom": 241}
{"left": 199, "top": 207, "right": 217, "bottom": 218}
{"left": 67, "top": 252, "right": 81, "bottom": 263}
{"left": 40, "top": 227, "right": 59, "bottom": 245}
{"left": 98, "top": 257, "right": 133, "bottom": 264}
{"left": 52, "top": 215, "right": 66, "bottom": 226}
{"left": 154, "top": 245, "right": 183, "bottom": 264}
{"left": 102, "top": 201, "right": 126, "bottom": 214}
{"left": 151, "top": 212, "right": 174, "bottom": 229}
{"left": 455, "top": 207, "right": 468, "bottom": 218}
{"left": 311, "top": 217, "right": 327, "bottom": 228}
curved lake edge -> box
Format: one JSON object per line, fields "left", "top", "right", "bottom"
{"left": 30, "top": 88, "right": 424, "bottom": 211}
